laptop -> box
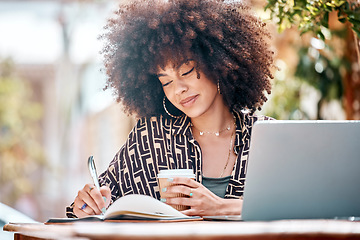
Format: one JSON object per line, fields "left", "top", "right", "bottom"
{"left": 241, "top": 120, "right": 360, "bottom": 221}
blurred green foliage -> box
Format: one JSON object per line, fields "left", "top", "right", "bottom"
{"left": 0, "top": 59, "right": 46, "bottom": 204}
{"left": 265, "top": 0, "right": 360, "bottom": 39}
{"left": 295, "top": 45, "right": 344, "bottom": 118}
{"left": 262, "top": 60, "right": 309, "bottom": 120}
{"left": 263, "top": 0, "right": 359, "bottom": 119}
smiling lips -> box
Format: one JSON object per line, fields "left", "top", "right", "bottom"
{"left": 180, "top": 95, "right": 199, "bottom": 107}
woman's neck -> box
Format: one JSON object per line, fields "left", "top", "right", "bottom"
{"left": 190, "top": 105, "right": 234, "bottom": 134}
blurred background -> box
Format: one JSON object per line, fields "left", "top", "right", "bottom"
{"left": 0, "top": 0, "right": 359, "bottom": 223}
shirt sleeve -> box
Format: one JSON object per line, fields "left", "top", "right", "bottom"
{"left": 65, "top": 117, "right": 162, "bottom": 218}
{"left": 65, "top": 145, "right": 128, "bottom": 218}
{"left": 98, "top": 117, "right": 163, "bottom": 201}
{"left": 65, "top": 125, "right": 137, "bottom": 218}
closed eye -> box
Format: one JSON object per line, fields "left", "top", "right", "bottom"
{"left": 162, "top": 80, "right": 173, "bottom": 87}
{"left": 181, "top": 67, "right": 194, "bottom": 76}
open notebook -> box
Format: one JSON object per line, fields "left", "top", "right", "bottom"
{"left": 240, "top": 120, "right": 360, "bottom": 221}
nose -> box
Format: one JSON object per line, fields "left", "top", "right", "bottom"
{"left": 174, "top": 79, "right": 188, "bottom": 95}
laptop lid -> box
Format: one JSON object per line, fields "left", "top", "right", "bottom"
{"left": 241, "top": 120, "right": 360, "bottom": 221}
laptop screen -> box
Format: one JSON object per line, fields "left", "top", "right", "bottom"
{"left": 241, "top": 120, "right": 360, "bottom": 221}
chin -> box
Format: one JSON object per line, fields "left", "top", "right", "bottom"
{"left": 182, "top": 109, "right": 205, "bottom": 119}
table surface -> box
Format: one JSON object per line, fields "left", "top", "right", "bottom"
{"left": 4, "top": 219, "right": 360, "bottom": 240}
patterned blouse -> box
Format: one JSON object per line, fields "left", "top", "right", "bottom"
{"left": 66, "top": 110, "right": 272, "bottom": 217}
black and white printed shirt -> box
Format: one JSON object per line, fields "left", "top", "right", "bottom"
{"left": 66, "top": 110, "right": 273, "bottom": 217}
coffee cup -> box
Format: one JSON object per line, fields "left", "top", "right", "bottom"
{"left": 157, "top": 169, "right": 195, "bottom": 211}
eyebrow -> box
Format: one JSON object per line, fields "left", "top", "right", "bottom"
{"left": 157, "top": 73, "right": 167, "bottom": 77}
{"left": 156, "top": 59, "right": 194, "bottom": 77}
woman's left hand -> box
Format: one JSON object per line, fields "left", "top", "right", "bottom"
{"left": 162, "top": 177, "right": 242, "bottom": 216}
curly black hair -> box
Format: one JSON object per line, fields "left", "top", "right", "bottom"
{"left": 100, "top": 0, "right": 274, "bottom": 118}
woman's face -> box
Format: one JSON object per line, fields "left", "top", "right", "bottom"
{"left": 157, "top": 60, "right": 221, "bottom": 119}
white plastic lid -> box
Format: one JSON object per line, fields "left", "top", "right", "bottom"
{"left": 157, "top": 169, "right": 195, "bottom": 178}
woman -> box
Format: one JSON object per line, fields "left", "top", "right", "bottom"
{"left": 67, "top": 0, "right": 275, "bottom": 218}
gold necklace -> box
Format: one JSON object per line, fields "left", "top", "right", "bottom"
{"left": 192, "top": 124, "right": 231, "bottom": 136}
{"left": 219, "top": 127, "right": 235, "bottom": 177}
{"left": 191, "top": 116, "right": 235, "bottom": 137}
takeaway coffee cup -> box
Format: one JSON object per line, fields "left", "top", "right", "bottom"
{"left": 157, "top": 169, "right": 195, "bottom": 211}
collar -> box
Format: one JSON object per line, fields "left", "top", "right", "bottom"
{"left": 233, "top": 110, "right": 250, "bottom": 154}
{"left": 170, "top": 110, "right": 251, "bottom": 152}
{"left": 171, "top": 115, "right": 193, "bottom": 137}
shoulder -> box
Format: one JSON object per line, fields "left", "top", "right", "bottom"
{"left": 249, "top": 114, "right": 275, "bottom": 122}
{"left": 130, "top": 115, "right": 181, "bottom": 138}
{"left": 119, "top": 116, "right": 170, "bottom": 155}
{"left": 234, "top": 110, "right": 275, "bottom": 139}
{"left": 134, "top": 115, "right": 190, "bottom": 133}
{"left": 134, "top": 115, "right": 173, "bottom": 129}
{"left": 234, "top": 110, "right": 274, "bottom": 127}
{"left": 131, "top": 115, "right": 163, "bottom": 129}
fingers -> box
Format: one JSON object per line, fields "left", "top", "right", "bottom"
{"left": 82, "top": 184, "right": 103, "bottom": 214}
{"left": 73, "top": 183, "right": 110, "bottom": 217}
{"left": 163, "top": 181, "right": 199, "bottom": 210}
{"left": 163, "top": 186, "right": 197, "bottom": 208}
{"left": 164, "top": 177, "right": 199, "bottom": 197}
{"left": 169, "top": 177, "right": 200, "bottom": 188}
{"left": 89, "top": 186, "right": 108, "bottom": 213}
{"left": 165, "top": 184, "right": 195, "bottom": 198}
{"left": 100, "top": 186, "right": 111, "bottom": 207}
{"left": 163, "top": 178, "right": 223, "bottom": 216}
{"left": 73, "top": 195, "right": 96, "bottom": 217}
{"left": 165, "top": 195, "right": 194, "bottom": 207}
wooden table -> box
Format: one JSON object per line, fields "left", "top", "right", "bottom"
{"left": 4, "top": 219, "right": 360, "bottom": 240}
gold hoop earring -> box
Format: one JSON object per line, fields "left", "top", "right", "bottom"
{"left": 217, "top": 80, "right": 221, "bottom": 94}
{"left": 163, "top": 96, "right": 181, "bottom": 119}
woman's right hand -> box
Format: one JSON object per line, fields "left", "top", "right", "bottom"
{"left": 73, "top": 183, "right": 111, "bottom": 218}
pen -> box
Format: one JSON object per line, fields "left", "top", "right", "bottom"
{"left": 88, "top": 156, "right": 106, "bottom": 215}
{"left": 88, "top": 156, "right": 101, "bottom": 191}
